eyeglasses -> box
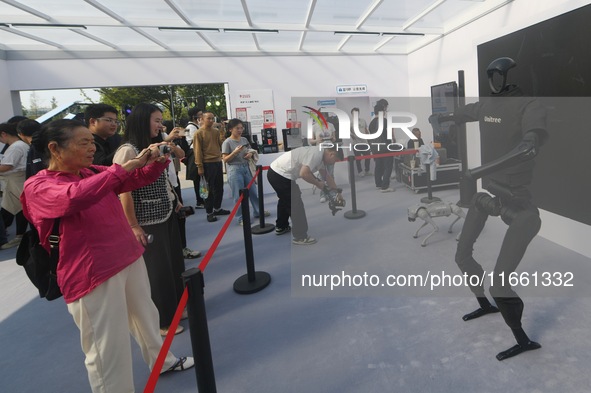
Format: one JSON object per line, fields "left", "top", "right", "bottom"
{"left": 97, "top": 117, "right": 121, "bottom": 125}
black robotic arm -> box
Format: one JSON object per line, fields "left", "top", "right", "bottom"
{"left": 466, "top": 129, "right": 545, "bottom": 181}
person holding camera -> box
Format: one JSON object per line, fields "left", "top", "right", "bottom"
{"left": 113, "top": 103, "right": 187, "bottom": 337}
{"left": 267, "top": 145, "right": 341, "bottom": 245}
{"left": 21, "top": 119, "right": 193, "bottom": 393}
{"left": 221, "top": 118, "right": 269, "bottom": 226}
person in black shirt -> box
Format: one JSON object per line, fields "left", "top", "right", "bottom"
{"left": 369, "top": 99, "right": 395, "bottom": 192}
{"left": 406, "top": 127, "right": 424, "bottom": 149}
{"left": 15, "top": 119, "right": 44, "bottom": 179}
{"left": 85, "top": 103, "right": 121, "bottom": 165}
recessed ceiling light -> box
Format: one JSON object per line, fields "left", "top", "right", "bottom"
{"left": 11, "top": 23, "right": 87, "bottom": 30}
{"left": 222, "top": 28, "right": 278, "bottom": 34}
{"left": 158, "top": 26, "right": 220, "bottom": 32}
{"left": 334, "top": 31, "right": 381, "bottom": 36}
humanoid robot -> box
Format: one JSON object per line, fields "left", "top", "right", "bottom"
{"left": 431, "top": 57, "right": 548, "bottom": 361}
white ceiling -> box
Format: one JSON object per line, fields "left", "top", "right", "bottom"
{"left": 0, "top": 0, "right": 512, "bottom": 59}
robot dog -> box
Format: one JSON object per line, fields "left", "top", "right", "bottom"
{"left": 408, "top": 201, "right": 465, "bottom": 247}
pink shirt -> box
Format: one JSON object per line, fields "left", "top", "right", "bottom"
{"left": 21, "top": 162, "right": 168, "bottom": 303}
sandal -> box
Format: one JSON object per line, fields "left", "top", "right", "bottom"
{"left": 183, "top": 247, "right": 202, "bottom": 259}
{"left": 159, "top": 324, "right": 184, "bottom": 336}
{"left": 161, "top": 356, "right": 195, "bottom": 374}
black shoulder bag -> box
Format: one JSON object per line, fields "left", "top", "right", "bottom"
{"left": 16, "top": 219, "right": 62, "bottom": 300}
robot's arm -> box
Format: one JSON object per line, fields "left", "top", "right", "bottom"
{"left": 429, "top": 112, "right": 456, "bottom": 124}
{"left": 466, "top": 129, "right": 545, "bottom": 180}
{"left": 429, "top": 113, "right": 455, "bottom": 135}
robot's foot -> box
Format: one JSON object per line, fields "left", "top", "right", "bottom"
{"left": 496, "top": 341, "right": 541, "bottom": 361}
{"left": 462, "top": 306, "right": 499, "bottom": 321}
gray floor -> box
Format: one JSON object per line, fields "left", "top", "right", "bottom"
{"left": 1, "top": 165, "right": 590, "bottom": 393}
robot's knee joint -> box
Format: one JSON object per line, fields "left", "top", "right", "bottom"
{"left": 474, "top": 192, "right": 500, "bottom": 216}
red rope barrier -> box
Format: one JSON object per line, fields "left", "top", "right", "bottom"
{"left": 246, "top": 168, "right": 259, "bottom": 190}
{"left": 198, "top": 193, "right": 244, "bottom": 272}
{"left": 345, "top": 149, "right": 417, "bottom": 161}
{"left": 144, "top": 287, "right": 189, "bottom": 393}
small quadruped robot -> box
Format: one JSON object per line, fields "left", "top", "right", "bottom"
{"left": 408, "top": 201, "right": 465, "bottom": 247}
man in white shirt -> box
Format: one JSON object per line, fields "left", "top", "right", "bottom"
{"left": 308, "top": 114, "right": 336, "bottom": 203}
{"left": 267, "top": 146, "right": 341, "bottom": 245}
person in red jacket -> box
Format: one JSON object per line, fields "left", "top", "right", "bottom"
{"left": 21, "top": 119, "right": 193, "bottom": 393}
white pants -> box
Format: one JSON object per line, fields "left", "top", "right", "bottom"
{"left": 67, "top": 257, "right": 178, "bottom": 393}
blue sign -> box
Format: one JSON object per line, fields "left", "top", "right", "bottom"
{"left": 317, "top": 99, "right": 337, "bottom": 106}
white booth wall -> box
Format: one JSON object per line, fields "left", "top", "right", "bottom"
{"left": 407, "top": 0, "right": 591, "bottom": 258}
{"left": 0, "top": 58, "right": 15, "bottom": 121}
{"left": 3, "top": 54, "right": 408, "bottom": 130}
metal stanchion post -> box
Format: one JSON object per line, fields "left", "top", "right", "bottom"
{"left": 234, "top": 188, "right": 271, "bottom": 294}
{"left": 182, "top": 268, "right": 217, "bottom": 393}
{"left": 420, "top": 163, "right": 441, "bottom": 204}
{"left": 251, "top": 165, "right": 275, "bottom": 234}
{"left": 344, "top": 155, "right": 366, "bottom": 219}
{"left": 457, "top": 70, "right": 476, "bottom": 207}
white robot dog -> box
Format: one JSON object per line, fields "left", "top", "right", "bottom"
{"left": 408, "top": 201, "right": 466, "bottom": 247}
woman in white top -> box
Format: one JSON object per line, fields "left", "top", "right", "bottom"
{"left": 0, "top": 122, "right": 30, "bottom": 249}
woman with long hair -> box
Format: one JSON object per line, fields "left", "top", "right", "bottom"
{"left": 113, "top": 103, "right": 187, "bottom": 336}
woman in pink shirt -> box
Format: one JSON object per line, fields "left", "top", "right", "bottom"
{"left": 21, "top": 119, "right": 193, "bottom": 393}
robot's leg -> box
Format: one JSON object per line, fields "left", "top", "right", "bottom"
{"left": 490, "top": 203, "right": 542, "bottom": 360}
{"left": 413, "top": 221, "right": 429, "bottom": 239}
{"left": 448, "top": 204, "right": 466, "bottom": 234}
{"left": 455, "top": 193, "right": 491, "bottom": 296}
{"left": 417, "top": 210, "right": 439, "bottom": 247}
{"left": 447, "top": 215, "right": 462, "bottom": 234}
{"left": 455, "top": 193, "right": 499, "bottom": 320}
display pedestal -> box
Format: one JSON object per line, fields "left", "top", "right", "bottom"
{"left": 400, "top": 160, "right": 462, "bottom": 193}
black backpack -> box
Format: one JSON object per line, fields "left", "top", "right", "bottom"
{"left": 16, "top": 219, "right": 62, "bottom": 300}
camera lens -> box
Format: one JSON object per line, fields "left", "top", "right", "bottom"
{"left": 159, "top": 145, "right": 171, "bottom": 155}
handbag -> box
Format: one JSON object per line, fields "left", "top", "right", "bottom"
{"left": 199, "top": 176, "right": 209, "bottom": 199}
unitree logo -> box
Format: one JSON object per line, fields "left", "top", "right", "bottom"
{"left": 303, "top": 106, "right": 417, "bottom": 152}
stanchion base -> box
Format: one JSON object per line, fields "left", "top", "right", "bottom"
{"left": 420, "top": 196, "right": 441, "bottom": 204}
{"left": 233, "top": 271, "right": 271, "bottom": 294}
{"left": 344, "top": 210, "right": 366, "bottom": 219}
{"left": 251, "top": 223, "right": 275, "bottom": 235}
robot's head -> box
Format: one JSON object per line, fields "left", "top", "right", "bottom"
{"left": 407, "top": 205, "right": 424, "bottom": 222}
{"left": 487, "top": 57, "right": 516, "bottom": 94}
